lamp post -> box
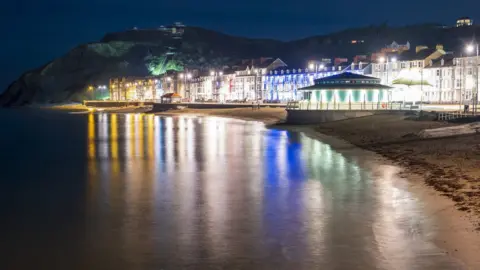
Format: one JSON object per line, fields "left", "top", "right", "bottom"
{"left": 186, "top": 73, "right": 192, "bottom": 102}
{"left": 166, "top": 76, "right": 172, "bottom": 93}
{"left": 466, "top": 43, "right": 479, "bottom": 114}
{"left": 253, "top": 68, "right": 260, "bottom": 101}
{"left": 210, "top": 70, "right": 223, "bottom": 102}
{"left": 178, "top": 72, "right": 192, "bottom": 101}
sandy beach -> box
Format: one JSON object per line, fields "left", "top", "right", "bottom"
{"left": 44, "top": 103, "right": 152, "bottom": 114}
{"left": 314, "top": 114, "right": 480, "bottom": 221}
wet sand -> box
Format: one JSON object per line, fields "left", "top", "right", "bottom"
{"left": 314, "top": 115, "right": 480, "bottom": 221}
{"left": 289, "top": 125, "right": 480, "bottom": 269}
{"left": 44, "top": 103, "right": 152, "bottom": 113}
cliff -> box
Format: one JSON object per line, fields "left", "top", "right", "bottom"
{"left": 1, "top": 24, "right": 479, "bottom": 106}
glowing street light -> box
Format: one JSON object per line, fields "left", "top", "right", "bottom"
{"left": 166, "top": 77, "right": 172, "bottom": 82}
{"left": 309, "top": 63, "right": 314, "bottom": 70}
{"left": 378, "top": 57, "right": 385, "bottom": 63}
{"left": 178, "top": 73, "right": 184, "bottom": 79}
{"left": 210, "top": 70, "right": 215, "bottom": 76}
{"left": 466, "top": 44, "right": 475, "bottom": 54}
{"left": 319, "top": 64, "right": 325, "bottom": 70}
{"left": 391, "top": 57, "right": 397, "bottom": 63}
{"left": 186, "top": 73, "right": 192, "bottom": 79}
{"left": 465, "top": 43, "right": 479, "bottom": 114}
{"left": 219, "top": 71, "right": 223, "bottom": 76}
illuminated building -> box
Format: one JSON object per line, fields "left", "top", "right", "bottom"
{"left": 423, "top": 55, "right": 479, "bottom": 103}
{"left": 263, "top": 62, "right": 371, "bottom": 101}
{"left": 298, "top": 72, "right": 391, "bottom": 103}
{"left": 372, "top": 45, "right": 443, "bottom": 85}
{"left": 233, "top": 58, "right": 287, "bottom": 101}
{"left": 109, "top": 76, "right": 167, "bottom": 101}
{"left": 456, "top": 17, "right": 473, "bottom": 27}
{"left": 190, "top": 71, "right": 235, "bottom": 102}
{"left": 372, "top": 43, "right": 480, "bottom": 103}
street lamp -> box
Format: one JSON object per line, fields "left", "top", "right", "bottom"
{"left": 210, "top": 70, "right": 223, "bottom": 101}
{"left": 466, "top": 43, "right": 479, "bottom": 114}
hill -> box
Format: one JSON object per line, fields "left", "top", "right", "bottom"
{"left": 1, "top": 24, "right": 479, "bottom": 106}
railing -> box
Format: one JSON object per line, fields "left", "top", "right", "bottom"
{"left": 286, "top": 101, "right": 406, "bottom": 111}
{"left": 438, "top": 111, "right": 477, "bottom": 121}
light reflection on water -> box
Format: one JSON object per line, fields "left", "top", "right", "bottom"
{"left": 0, "top": 112, "right": 462, "bottom": 269}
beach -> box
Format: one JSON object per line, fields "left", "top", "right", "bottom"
{"left": 314, "top": 114, "right": 480, "bottom": 220}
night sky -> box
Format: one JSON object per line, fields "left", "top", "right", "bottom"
{"left": 1, "top": 0, "right": 477, "bottom": 91}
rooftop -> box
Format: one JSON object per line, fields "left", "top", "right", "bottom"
{"left": 299, "top": 72, "right": 391, "bottom": 91}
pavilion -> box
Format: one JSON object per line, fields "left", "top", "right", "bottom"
{"left": 298, "top": 72, "right": 392, "bottom": 104}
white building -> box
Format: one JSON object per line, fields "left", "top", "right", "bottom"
{"left": 190, "top": 71, "right": 235, "bottom": 102}
{"left": 371, "top": 45, "right": 446, "bottom": 103}
{"left": 424, "top": 55, "right": 479, "bottom": 103}
{"left": 372, "top": 45, "right": 480, "bottom": 104}
{"left": 233, "top": 58, "right": 287, "bottom": 101}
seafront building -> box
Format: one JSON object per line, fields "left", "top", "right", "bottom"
{"left": 263, "top": 62, "right": 372, "bottom": 101}
{"left": 297, "top": 72, "right": 391, "bottom": 108}
{"left": 106, "top": 42, "right": 478, "bottom": 105}
{"left": 371, "top": 44, "right": 479, "bottom": 104}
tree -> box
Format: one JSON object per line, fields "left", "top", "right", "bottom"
{"left": 145, "top": 55, "right": 184, "bottom": 76}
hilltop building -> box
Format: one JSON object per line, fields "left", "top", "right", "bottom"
{"left": 456, "top": 17, "right": 473, "bottom": 27}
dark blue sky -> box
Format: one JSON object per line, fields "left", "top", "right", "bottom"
{"left": 1, "top": 0, "right": 477, "bottom": 91}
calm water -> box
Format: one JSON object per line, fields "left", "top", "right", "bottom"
{"left": 0, "top": 110, "right": 464, "bottom": 269}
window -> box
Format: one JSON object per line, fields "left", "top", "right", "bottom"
{"left": 436, "top": 70, "right": 440, "bottom": 76}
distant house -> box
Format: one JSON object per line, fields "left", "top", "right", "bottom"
{"left": 382, "top": 41, "right": 410, "bottom": 53}
{"left": 456, "top": 17, "right": 473, "bottom": 27}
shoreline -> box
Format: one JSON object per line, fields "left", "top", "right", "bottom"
{"left": 280, "top": 124, "right": 480, "bottom": 269}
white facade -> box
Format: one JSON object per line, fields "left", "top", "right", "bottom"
{"left": 190, "top": 73, "right": 236, "bottom": 102}
{"left": 372, "top": 56, "right": 480, "bottom": 104}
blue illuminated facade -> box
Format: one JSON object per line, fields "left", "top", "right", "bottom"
{"left": 262, "top": 63, "right": 372, "bottom": 101}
